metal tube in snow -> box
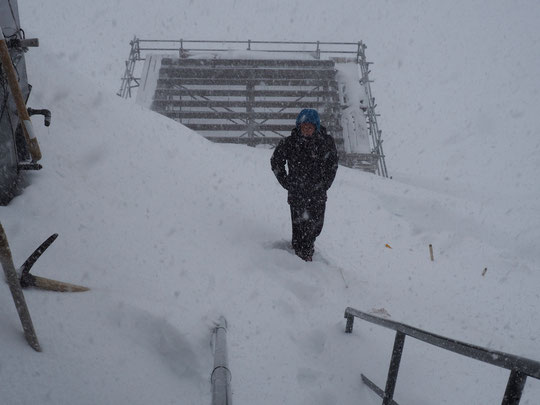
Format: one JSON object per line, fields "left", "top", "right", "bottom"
{"left": 212, "top": 316, "right": 232, "bottom": 405}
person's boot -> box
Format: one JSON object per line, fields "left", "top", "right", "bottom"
{"left": 295, "top": 249, "right": 312, "bottom": 262}
{"left": 304, "top": 245, "right": 314, "bottom": 261}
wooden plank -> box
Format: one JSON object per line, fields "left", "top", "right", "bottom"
{"left": 205, "top": 135, "right": 344, "bottom": 146}
{"left": 154, "top": 88, "right": 339, "bottom": 99}
{"left": 162, "top": 111, "right": 298, "bottom": 120}
{"left": 156, "top": 78, "right": 339, "bottom": 88}
{"left": 161, "top": 58, "right": 336, "bottom": 68}
{"left": 158, "top": 67, "right": 336, "bottom": 80}
{"left": 183, "top": 123, "right": 343, "bottom": 132}
{"left": 159, "top": 111, "right": 341, "bottom": 121}
{"left": 208, "top": 136, "right": 284, "bottom": 145}
{"left": 164, "top": 110, "right": 339, "bottom": 121}
{"left": 152, "top": 99, "right": 340, "bottom": 109}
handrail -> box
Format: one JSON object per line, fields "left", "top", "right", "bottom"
{"left": 137, "top": 39, "right": 361, "bottom": 46}
{"left": 138, "top": 47, "right": 358, "bottom": 54}
{"left": 117, "top": 38, "right": 362, "bottom": 99}
{"left": 344, "top": 307, "right": 540, "bottom": 405}
{"left": 133, "top": 39, "right": 363, "bottom": 63}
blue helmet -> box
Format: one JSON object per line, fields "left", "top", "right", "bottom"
{"left": 296, "top": 109, "right": 320, "bottom": 131}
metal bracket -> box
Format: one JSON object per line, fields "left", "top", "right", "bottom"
{"left": 7, "top": 38, "right": 39, "bottom": 49}
{"left": 28, "top": 108, "right": 51, "bottom": 127}
{"left": 18, "top": 162, "right": 43, "bottom": 170}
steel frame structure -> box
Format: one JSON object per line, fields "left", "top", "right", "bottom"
{"left": 118, "top": 38, "right": 388, "bottom": 177}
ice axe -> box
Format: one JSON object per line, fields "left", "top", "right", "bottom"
{"left": 19, "top": 233, "right": 89, "bottom": 292}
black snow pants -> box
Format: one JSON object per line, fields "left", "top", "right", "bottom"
{"left": 289, "top": 198, "right": 326, "bottom": 259}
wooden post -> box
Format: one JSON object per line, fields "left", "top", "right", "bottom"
{"left": 0, "top": 28, "right": 42, "bottom": 162}
{"left": 0, "top": 223, "right": 41, "bottom": 351}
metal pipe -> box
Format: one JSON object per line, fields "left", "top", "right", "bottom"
{"left": 137, "top": 39, "right": 360, "bottom": 45}
{"left": 212, "top": 316, "right": 232, "bottom": 405}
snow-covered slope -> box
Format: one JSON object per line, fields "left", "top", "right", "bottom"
{"left": 1, "top": 1, "right": 539, "bottom": 404}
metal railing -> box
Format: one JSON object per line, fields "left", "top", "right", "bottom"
{"left": 357, "top": 42, "right": 388, "bottom": 177}
{"left": 117, "top": 38, "right": 366, "bottom": 99}
{"left": 131, "top": 38, "right": 362, "bottom": 59}
{"left": 344, "top": 307, "right": 540, "bottom": 405}
{"left": 117, "top": 36, "right": 141, "bottom": 98}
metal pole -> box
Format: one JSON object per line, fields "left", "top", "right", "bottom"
{"left": 118, "top": 37, "right": 137, "bottom": 98}
{"left": 383, "top": 331, "right": 406, "bottom": 405}
{"left": 212, "top": 316, "right": 232, "bottom": 405}
{"left": 180, "top": 38, "right": 186, "bottom": 58}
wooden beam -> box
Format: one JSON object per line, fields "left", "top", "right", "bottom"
{"left": 161, "top": 58, "right": 336, "bottom": 68}
{"left": 156, "top": 78, "right": 339, "bottom": 88}
{"left": 152, "top": 99, "right": 340, "bottom": 109}
{"left": 184, "top": 123, "right": 343, "bottom": 132}
{"left": 161, "top": 111, "right": 298, "bottom": 120}
{"left": 154, "top": 88, "right": 339, "bottom": 99}
{"left": 158, "top": 67, "right": 336, "bottom": 80}
{"left": 205, "top": 136, "right": 344, "bottom": 146}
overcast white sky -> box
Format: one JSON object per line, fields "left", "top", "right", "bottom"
{"left": 1, "top": 1, "right": 539, "bottom": 403}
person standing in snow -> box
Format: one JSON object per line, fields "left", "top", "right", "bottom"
{"left": 271, "top": 109, "right": 339, "bottom": 261}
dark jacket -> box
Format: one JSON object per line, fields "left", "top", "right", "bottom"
{"left": 271, "top": 126, "right": 339, "bottom": 204}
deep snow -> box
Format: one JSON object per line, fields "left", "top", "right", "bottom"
{"left": 1, "top": 1, "right": 539, "bottom": 404}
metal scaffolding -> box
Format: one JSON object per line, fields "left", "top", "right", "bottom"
{"left": 118, "top": 38, "right": 388, "bottom": 177}
{"left": 211, "top": 316, "right": 232, "bottom": 405}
